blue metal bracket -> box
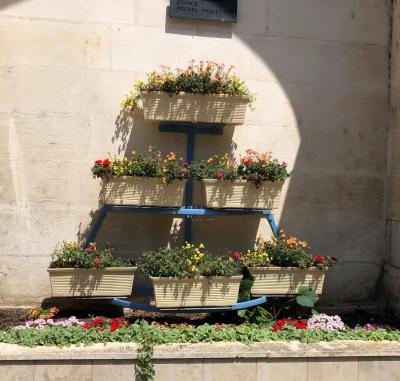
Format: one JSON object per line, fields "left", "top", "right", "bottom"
{"left": 111, "top": 295, "right": 267, "bottom": 313}
{"left": 84, "top": 206, "right": 279, "bottom": 247}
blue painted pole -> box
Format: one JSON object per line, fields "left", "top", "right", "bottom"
{"left": 84, "top": 205, "right": 108, "bottom": 248}
{"left": 184, "top": 129, "right": 195, "bottom": 243}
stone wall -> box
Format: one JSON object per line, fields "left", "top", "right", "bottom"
{"left": 2, "top": 341, "right": 400, "bottom": 381}
{"left": 385, "top": 0, "right": 400, "bottom": 315}
{"left": 0, "top": 1, "right": 391, "bottom": 306}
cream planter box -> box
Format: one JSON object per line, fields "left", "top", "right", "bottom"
{"left": 250, "top": 267, "right": 327, "bottom": 295}
{"left": 47, "top": 267, "right": 137, "bottom": 297}
{"left": 141, "top": 91, "right": 249, "bottom": 124}
{"left": 102, "top": 177, "right": 187, "bottom": 207}
{"left": 151, "top": 276, "right": 242, "bottom": 308}
{"left": 201, "top": 179, "right": 283, "bottom": 209}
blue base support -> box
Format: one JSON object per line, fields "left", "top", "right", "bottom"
{"left": 111, "top": 296, "right": 267, "bottom": 313}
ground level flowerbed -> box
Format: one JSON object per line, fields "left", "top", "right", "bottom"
{"left": 2, "top": 310, "right": 400, "bottom": 381}
{"left": 2, "top": 316, "right": 400, "bottom": 348}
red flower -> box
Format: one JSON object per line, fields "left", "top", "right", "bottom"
{"left": 294, "top": 320, "right": 308, "bottom": 330}
{"left": 281, "top": 161, "right": 288, "bottom": 168}
{"left": 95, "top": 159, "right": 103, "bottom": 165}
{"left": 232, "top": 252, "right": 241, "bottom": 260}
{"left": 82, "top": 322, "right": 91, "bottom": 330}
{"left": 109, "top": 320, "right": 120, "bottom": 332}
{"left": 94, "top": 258, "right": 103, "bottom": 266}
{"left": 92, "top": 318, "right": 105, "bottom": 326}
{"left": 102, "top": 159, "right": 111, "bottom": 167}
{"left": 315, "top": 255, "right": 324, "bottom": 263}
{"left": 96, "top": 327, "right": 105, "bottom": 332}
{"left": 215, "top": 171, "right": 224, "bottom": 179}
{"left": 272, "top": 323, "right": 282, "bottom": 331}
{"left": 85, "top": 247, "right": 94, "bottom": 253}
{"left": 245, "top": 158, "right": 254, "bottom": 166}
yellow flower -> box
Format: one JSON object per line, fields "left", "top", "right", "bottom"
{"left": 199, "top": 243, "right": 204, "bottom": 249}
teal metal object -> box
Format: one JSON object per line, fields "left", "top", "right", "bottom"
{"left": 111, "top": 295, "right": 267, "bottom": 313}
{"left": 84, "top": 205, "right": 279, "bottom": 247}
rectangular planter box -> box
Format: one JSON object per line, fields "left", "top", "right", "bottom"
{"left": 151, "top": 276, "right": 242, "bottom": 308}
{"left": 47, "top": 267, "right": 137, "bottom": 297}
{"left": 250, "top": 267, "right": 327, "bottom": 295}
{"left": 141, "top": 91, "right": 249, "bottom": 124}
{"left": 102, "top": 176, "right": 187, "bottom": 207}
{"left": 201, "top": 179, "right": 283, "bottom": 209}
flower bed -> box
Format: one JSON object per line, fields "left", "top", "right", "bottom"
{"left": 92, "top": 147, "right": 189, "bottom": 207}
{"left": 138, "top": 243, "right": 242, "bottom": 308}
{"left": 190, "top": 150, "right": 291, "bottom": 209}
{"left": 121, "top": 61, "right": 255, "bottom": 124}
{"left": 48, "top": 242, "right": 136, "bottom": 297}
{"left": 239, "top": 232, "right": 336, "bottom": 295}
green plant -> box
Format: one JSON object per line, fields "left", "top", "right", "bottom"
{"left": 50, "top": 242, "right": 133, "bottom": 269}
{"left": 189, "top": 150, "right": 291, "bottom": 186}
{"left": 92, "top": 146, "right": 189, "bottom": 184}
{"left": 27, "top": 306, "right": 59, "bottom": 320}
{"left": 237, "top": 287, "right": 320, "bottom": 325}
{"left": 121, "top": 60, "right": 256, "bottom": 109}
{"left": 4, "top": 319, "right": 400, "bottom": 348}
{"left": 261, "top": 231, "right": 337, "bottom": 269}
{"left": 138, "top": 243, "right": 241, "bottom": 278}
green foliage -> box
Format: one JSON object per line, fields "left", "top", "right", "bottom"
{"left": 91, "top": 147, "right": 189, "bottom": 184}
{"left": 121, "top": 61, "right": 256, "bottom": 109}
{"left": 138, "top": 243, "right": 241, "bottom": 278}
{"left": 296, "top": 287, "right": 319, "bottom": 308}
{"left": 238, "top": 287, "right": 320, "bottom": 325}
{"left": 262, "top": 231, "right": 337, "bottom": 269}
{"left": 189, "top": 150, "right": 291, "bottom": 186}
{"left": 2, "top": 321, "right": 400, "bottom": 349}
{"left": 51, "top": 242, "right": 133, "bottom": 269}
{"left": 238, "top": 266, "right": 254, "bottom": 302}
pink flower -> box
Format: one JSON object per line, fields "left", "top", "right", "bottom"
{"left": 281, "top": 161, "right": 288, "bottom": 168}
{"left": 215, "top": 171, "right": 224, "bottom": 179}
{"left": 245, "top": 158, "right": 254, "bottom": 166}
{"left": 85, "top": 247, "right": 94, "bottom": 253}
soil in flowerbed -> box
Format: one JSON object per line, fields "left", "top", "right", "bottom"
{"left": 0, "top": 309, "right": 28, "bottom": 330}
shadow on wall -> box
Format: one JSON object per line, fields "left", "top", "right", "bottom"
{"left": 76, "top": 2, "right": 388, "bottom": 305}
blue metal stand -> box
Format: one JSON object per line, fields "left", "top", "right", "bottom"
{"left": 80, "top": 121, "right": 279, "bottom": 313}
{"left": 111, "top": 295, "right": 267, "bottom": 313}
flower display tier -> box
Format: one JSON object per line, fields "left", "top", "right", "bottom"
{"left": 250, "top": 267, "right": 327, "bottom": 295}
{"left": 151, "top": 276, "right": 242, "bottom": 308}
{"left": 141, "top": 92, "right": 249, "bottom": 124}
{"left": 201, "top": 179, "right": 283, "bottom": 209}
{"left": 102, "top": 177, "right": 187, "bottom": 207}
{"left": 48, "top": 267, "right": 137, "bottom": 297}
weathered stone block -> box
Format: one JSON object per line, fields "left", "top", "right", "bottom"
{"left": 0, "top": 0, "right": 135, "bottom": 24}
{"left": 266, "top": 0, "right": 388, "bottom": 45}
{"left": 359, "top": 357, "right": 400, "bottom": 381}
{"left": 34, "top": 360, "right": 92, "bottom": 381}
{"left": 307, "top": 358, "right": 358, "bottom": 381}
{"left": 154, "top": 359, "right": 203, "bottom": 381}
{"left": 256, "top": 358, "right": 307, "bottom": 380}
{"left": 92, "top": 360, "right": 136, "bottom": 381}
{"left": 203, "top": 359, "right": 256, "bottom": 381}
{"left": 0, "top": 18, "right": 110, "bottom": 69}
{"left": 0, "top": 361, "right": 34, "bottom": 381}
